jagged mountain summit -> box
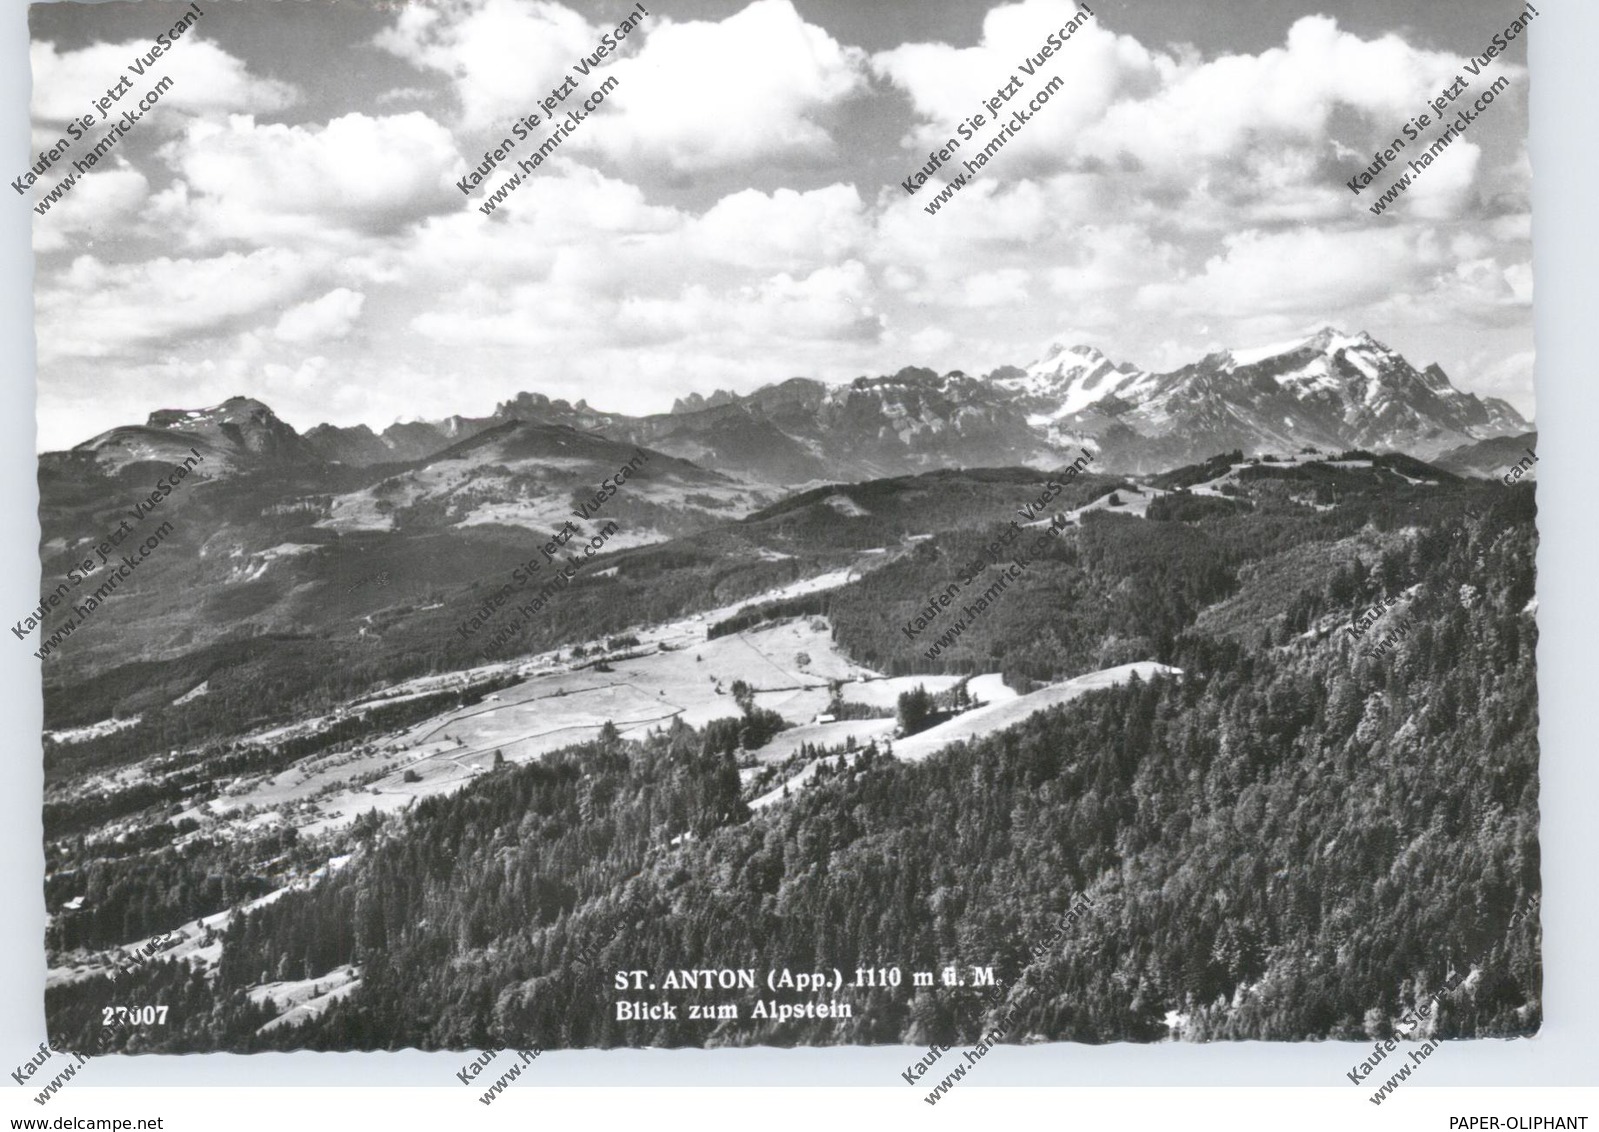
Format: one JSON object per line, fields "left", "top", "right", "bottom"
{"left": 670, "top": 389, "right": 741, "bottom": 414}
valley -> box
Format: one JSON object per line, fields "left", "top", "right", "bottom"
{"left": 45, "top": 533, "right": 1184, "bottom": 1013}
{"left": 35, "top": 367, "right": 1540, "bottom": 1052}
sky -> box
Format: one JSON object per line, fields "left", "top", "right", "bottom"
{"left": 26, "top": 0, "right": 1535, "bottom": 451}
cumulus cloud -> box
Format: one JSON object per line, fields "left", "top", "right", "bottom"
{"left": 875, "top": 0, "right": 1162, "bottom": 161}
{"left": 374, "top": 0, "right": 596, "bottom": 133}
{"left": 377, "top": 0, "right": 867, "bottom": 172}
{"left": 375, "top": 86, "right": 441, "bottom": 107}
{"left": 401, "top": 161, "right": 681, "bottom": 290}
{"left": 31, "top": 159, "right": 150, "bottom": 253}
{"left": 1399, "top": 139, "right": 1484, "bottom": 222}
{"left": 959, "top": 268, "right": 1031, "bottom": 308}
{"left": 412, "top": 258, "right": 882, "bottom": 353}
{"left": 1079, "top": 16, "right": 1463, "bottom": 175}
{"left": 31, "top": 38, "right": 296, "bottom": 126}
{"left": 401, "top": 169, "right": 870, "bottom": 313}
{"left": 1476, "top": 348, "right": 1536, "bottom": 407}
{"left": 866, "top": 172, "right": 1156, "bottom": 335}
{"left": 588, "top": 0, "right": 868, "bottom": 172}
{"left": 1371, "top": 255, "right": 1532, "bottom": 330}
{"left": 618, "top": 261, "right": 884, "bottom": 345}
{"left": 688, "top": 185, "right": 869, "bottom": 269}
{"left": 37, "top": 247, "right": 331, "bottom": 363}
{"left": 870, "top": 176, "right": 1071, "bottom": 276}
{"left": 875, "top": 3, "right": 1511, "bottom": 232}
{"left": 734, "top": 260, "right": 883, "bottom": 341}
{"left": 274, "top": 288, "right": 367, "bottom": 344}
{"left": 1136, "top": 226, "right": 1441, "bottom": 319}
{"left": 262, "top": 354, "right": 332, "bottom": 392}
{"left": 158, "top": 112, "right": 462, "bottom": 243}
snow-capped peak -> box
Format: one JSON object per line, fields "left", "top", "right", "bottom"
{"left": 1040, "top": 340, "right": 1109, "bottom": 364}
{"left": 985, "top": 338, "right": 1152, "bottom": 424}
{"left": 1227, "top": 326, "right": 1381, "bottom": 369}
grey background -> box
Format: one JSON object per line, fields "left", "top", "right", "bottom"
{"left": 0, "top": 0, "right": 1591, "bottom": 1089}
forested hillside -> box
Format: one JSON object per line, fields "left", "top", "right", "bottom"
{"left": 44, "top": 471, "right": 1539, "bottom": 1052}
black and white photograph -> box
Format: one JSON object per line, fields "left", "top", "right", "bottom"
{"left": 7, "top": 0, "right": 1585, "bottom": 1123}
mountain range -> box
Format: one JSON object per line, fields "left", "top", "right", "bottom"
{"left": 990, "top": 327, "right": 1528, "bottom": 472}
{"left": 33, "top": 324, "right": 1532, "bottom": 683}
{"left": 55, "top": 326, "right": 1528, "bottom": 485}
{"left": 280, "top": 327, "right": 1530, "bottom": 480}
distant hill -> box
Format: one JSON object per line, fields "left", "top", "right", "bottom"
{"left": 1433, "top": 431, "right": 1538, "bottom": 479}
{"left": 34, "top": 400, "right": 773, "bottom": 688}
{"left": 70, "top": 396, "right": 321, "bottom": 477}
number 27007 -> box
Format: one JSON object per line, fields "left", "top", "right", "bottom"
{"left": 102, "top": 1005, "right": 168, "bottom": 1026}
